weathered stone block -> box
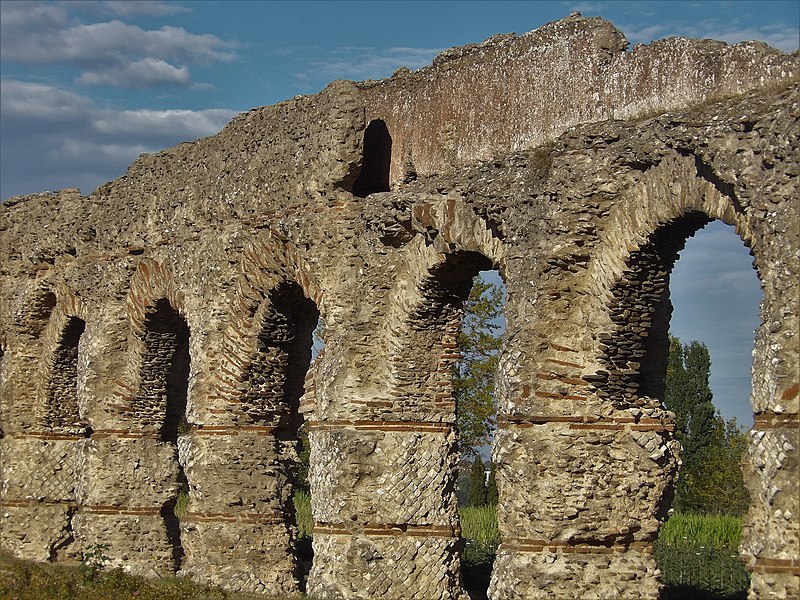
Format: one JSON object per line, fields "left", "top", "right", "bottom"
{"left": 308, "top": 533, "right": 467, "bottom": 600}
{"left": 180, "top": 520, "right": 299, "bottom": 595}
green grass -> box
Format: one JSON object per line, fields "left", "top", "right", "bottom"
{"left": 655, "top": 513, "right": 749, "bottom": 600}
{"left": 0, "top": 551, "right": 300, "bottom": 600}
{"left": 293, "top": 491, "right": 313, "bottom": 539}
{"left": 459, "top": 505, "right": 500, "bottom": 548}
{"left": 657, "top": 512, "right": 743, "bottom": 548}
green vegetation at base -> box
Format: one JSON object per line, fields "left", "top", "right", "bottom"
{"left": 655, "top": 513, "right": 749, "bottom": 599}
{"left": 665, "top": 336, "right": 750, "bottom": 516}
{"left": 0, "top": 551, "right": 299, "bottom": 600}
{"left": 293, "top": 490, "right": 313, "bottom": 539}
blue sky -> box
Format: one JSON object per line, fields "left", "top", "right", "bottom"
{"left": 2, "top": 1, "right": 795, "bottom": 426}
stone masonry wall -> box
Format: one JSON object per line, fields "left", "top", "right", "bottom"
{"left": 1, "top": 14, "right": 798, "bottom": 600}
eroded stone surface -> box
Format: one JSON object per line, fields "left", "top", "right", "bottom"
{"left": 1, "top": 14, "right": 798, "bottom": 600}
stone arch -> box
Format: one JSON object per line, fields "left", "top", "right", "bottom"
{"left": 18, "top": 286, "right": 57, "bottom": 340}
{"left": 131, "top": 298, "right": 191, "bottom": 436}
{"left": 584, "top": 150, "right": 797, "bottom": 597}
{"left": 203, "top": 231, "right": 325, "bottom": 422}
{"left": 39, "top": 316, "right": 88, "bottom": 433}
{"left": 73, "top": 260, "right": 192, "bottom": 576}
{"left": 179, "top": 233, "right": 323, "bottom": 595}
{"left": 353, "top": 119, "right": 392, "bottom": 197}
{"left": 375, "top": 195, "right": 507, "bottom": 397}
{"left": 102, "top": 259, "right": 188, "bottom": 417}
{"left": 33, "top": 287, "right": 92, "bottom": 435}
{"left": 308, "top": 204, "right": 507, "bottom": 597}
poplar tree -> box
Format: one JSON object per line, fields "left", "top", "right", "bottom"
{"left": 454, "top": 275, "right": 504, "bottom": 458}
{"left": 468, "top": 455, "right": 488, "bottom": 507}
{"left": 664, "top": 336, "right": 749, "bottom": 514}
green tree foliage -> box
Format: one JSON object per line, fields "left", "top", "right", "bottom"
{"left": 665, "top": 337, "right": 716, "bottom": 460}
{"left": 454, "top": 275, "right": 504, "bottom": 458}
{"left": 468, "top": 455, "right": 488, "bottom": 507}
{"left": 664, "top": 336, "right": 750, "bottom": 515}
{"left": 486, "top": 461, "right": 498, "bottom": 506}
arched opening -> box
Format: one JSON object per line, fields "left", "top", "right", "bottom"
{"left": 454, "top": 270, "right": 505, "bottom": 599}
{"left": 406, "top": 251, "right": 506, "bottom": 598}
{"left": 240, "top": 281, "right": 319, "bottom": 592}
{"left": 599, "top": 214, "right": 759, "bottom": 599}
{"left": 658, "top": 220, "right": 758, "bottom": 599}
{"left": 41, "top": 315, "right": 88, "bottom": 562}
{"left": 353, "top": 119, "right": 392, "bottom": 197}
{"left": 43, "top": 316, "right": 88, "bottom": 434}
{"left": 137, "top": 298, "right": 190, "bottom": 573}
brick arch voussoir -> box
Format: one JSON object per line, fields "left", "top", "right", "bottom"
{"left": 33, "top": 285, "right": 90, "bottom": 431}
{"left": 374, "top": 200, "right": 506, "bottom": 417}
{"left": 203, "top": 232, "right": 323, "bottom": 422}
{"left": 125, "top": 259, "right": 186, "bottom": 333}
{"left": 590, "top": 153, "right": 753, "bottom": 304}
{"left": 583, "top": 153, "right": 760, "bottom": 361}
{"left": 580, "top": 150, "right": 763, "bottom": 414}
{"left": 108, "top": 260, "right": 186, "bottom": 419}
{"left": 7, "top": 279, "right": 60, "bottom": 343}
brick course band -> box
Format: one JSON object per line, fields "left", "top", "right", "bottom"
{"left": 747, "top": 557, "right": 800, "bottom": 575}
{"left": 498, "top": 415, "right": 674, "bottom": 432}
{"left": 83, "top": 505, "right": 162, "bottom": 516}
{"left": 307, "top": 420, "right": 453, "bottom": 433}
{"left": 90, "top": 429, "right": 162, "bottom": 439}
{"left": 752, "top": 412, "right": 800, "bottom": 430}
{"left": 5, "top": 432, "right": 87, "bottom": 440}
{"left": 314, "top": 523, "right": 456, "bottom": 537}
{"left": 192, "top": 425, "right": 278, "bottom": 436}
{"left": 185, "top": 511, "right": 285, "bottom": 525}
{"left": 501, "top": 538, "right": 653, "bottom": 555}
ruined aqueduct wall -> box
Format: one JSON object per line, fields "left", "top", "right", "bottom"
{"left": 1, "top": 14, "right": 798, "bottom": 599}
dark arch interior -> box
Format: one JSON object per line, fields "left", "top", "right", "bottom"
{"left": 597, "top": 211, "right": 712, "bottom": 406}
{"left": 353, "top": 119, "right": 392, "bottom": 197}
{"left": 413, "top": 251, "right": 504, "bottom": 597}
{"left": 44, "top": 316, "right": 87, "bottom": 433}
{"left": 138, "top": 298, "right": 190, "bottom": 572}
{"left": 243, "top": 281, "right": 319, "bottom": 590}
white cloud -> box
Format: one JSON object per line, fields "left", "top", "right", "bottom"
{"left": 288, "top": 45, "right": 442, "bottom": 84}
{"left": 0, "top": 2, "right": 236, "bottom": 89}
{"left": 3, "top": 20, "right": 236, "bottom": 66}
{"left": 622, "top": 18, "right": 799, "bottom": 52}
{"left": 77, "top": 58, "right": 192, "bottom": 88}
{"left": 0, "top": 1, "right": 69, "bottom": 33}
{"left": 79, "top": 1, "right": 192, "bottom": 18}
{"left": 93, "top": 108, "right": 237, "bottom": 138}
{"left": 0, "top": 79, "right": 238, "bottom": 199}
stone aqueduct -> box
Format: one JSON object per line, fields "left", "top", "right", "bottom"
{"left": 0, "top": 15, "right": 798, "bottom": 599}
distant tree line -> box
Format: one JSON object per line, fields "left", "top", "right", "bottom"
{"left": 664, "top": 336, "right": 749, "bottom": 515}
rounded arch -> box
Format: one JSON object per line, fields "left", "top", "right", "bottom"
{"left": 586, "top": 152, "right": 767, "bottom": 411}
{"left": 353, "top": 119, "right": 392, "bottom": 197}
{"left": 367, "top": 195, "right": 507, "bottom": 405}
{"left": 109, "top": 260, "right": 188, "bottom": 420}
{"left": 33, "top": 286, "right": 91, "bottom": 433}
{"left": 583, "top": 148, "right": 798, "bottom": 597}
{"left": 204, "top": 231, "right": 325, "bottom": 421}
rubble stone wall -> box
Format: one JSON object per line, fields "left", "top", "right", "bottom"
{"left": 1, "top": 14, "right": 798, "bottom": 600}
